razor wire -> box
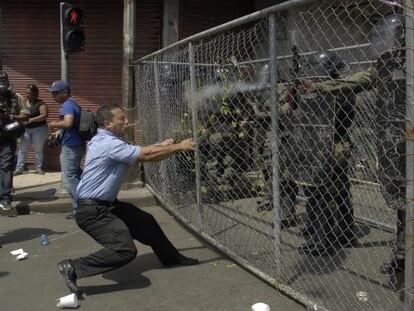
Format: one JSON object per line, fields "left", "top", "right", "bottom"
{"left": 135, "top": 0, "right": 414, "bottom": 310}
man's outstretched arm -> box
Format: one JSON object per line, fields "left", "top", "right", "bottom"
{"left": 137, "top": 138, "right": 195, "bottom": 163}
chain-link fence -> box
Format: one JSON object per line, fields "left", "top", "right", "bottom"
{"left": 135, "top": 0, "right": 414, "bottom": 310}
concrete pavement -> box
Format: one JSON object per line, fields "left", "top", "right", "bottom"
{"left": 0, "top": 172, "right": 306, "bottom": 311}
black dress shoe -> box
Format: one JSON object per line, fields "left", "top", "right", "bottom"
{"left": 328, "top": 229, "right": 360, "bottom": 248}
{"left": 298, "top": 225, "right": 315, "bottom": 238}
{"left": 58, "top": 259, "right": 79, "bottom": 294}
{"left": 177, "top": 254, "right": 199, "bottom": 266}
{"left": 256, "top": 201, "right": 273, "bottom": 212}
{"left": 298, "top": 240, "right": 335, "bottom": 257}
{"left": 281, "top": 217, "right": 297, "bottom": 229}
{"left": 380, "top": 257, "right": 405, "bottom": 274}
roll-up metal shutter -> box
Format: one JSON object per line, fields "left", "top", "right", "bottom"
{"left": 179, "top": 0, "right": 254, "bottom": 39}
{"left": 1, "top": 0, "right": 161, "bottom": 170}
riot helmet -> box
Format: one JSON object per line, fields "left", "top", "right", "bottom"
{"left": 307, "top": 51, "right": 348, "bottom": 78}
{"left": 371, "top": 14, "right": 404, "bottom": 56}
{"left": 0, "top": 71, "right": 11, "bottom": 95}
{"left": 2, "top": 121, "right": 25, "bottom": 139}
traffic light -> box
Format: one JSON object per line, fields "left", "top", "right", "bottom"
{"left": 61, "top": 3, "right": 85, "bottom": 54}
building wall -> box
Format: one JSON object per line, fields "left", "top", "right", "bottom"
{"left": 0, "top": 0, "right": 162, "bottom": 170}
{"left": 179, "top": 0, "right": 254, "bottom": 39}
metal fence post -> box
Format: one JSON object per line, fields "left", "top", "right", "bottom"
{"left": 188, "top": 42, "right": 203, "bottom": 228}
{"left": 153, "top": 58, "right": 167, "bottom": 198}
{"left": 268, "top": 13, "right": 282, "bottom": 277}
{"left": 405, "top": 1, "right": 414, "bottom": 309}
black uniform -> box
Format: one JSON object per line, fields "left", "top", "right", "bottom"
{"left": 0, "top": 90, "right": 27, "bottom": 208}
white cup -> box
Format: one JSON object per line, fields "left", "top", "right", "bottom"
{"left": 251, "top": 302, "right": 270, "bottom": 311}
{"left": 56, "top": 293, "right": 79, "bottom": 309}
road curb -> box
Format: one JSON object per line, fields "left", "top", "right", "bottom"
{"left": 10, "top": 186, "right": 157, "bottom": 215}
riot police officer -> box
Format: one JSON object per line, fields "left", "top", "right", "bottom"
{"left": 373, "top": 13, "right": 406, "bottom": 276}
{"left": 294, "top": 52, "right": 376, "bottom": 256}
{"left": 0, "top": 71, "right": 29, "bottom": 211}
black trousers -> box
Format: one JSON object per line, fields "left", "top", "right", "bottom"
{"left": 0, "top": 140, "right": 16, "bottom": 204}
{"left": 72, "top": 199, "right": 181, "bottom": 278}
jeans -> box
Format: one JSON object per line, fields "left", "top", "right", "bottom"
{"left": 0, "top": 140, "right": 16, "bottom": 204}
{"left": 16, "top": 124, "right": 49, "bottom": 171}
{"left": 60, "top": 145, "right": 84, "bottom": 209}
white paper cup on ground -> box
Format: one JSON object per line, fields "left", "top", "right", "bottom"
{"left": 10, "top": 248, "right": 24, "bottom": 256}
{"left": 251, "top": 302, "right": 270, "bottom": 311}
{"left": 56, "top": 293, "right": 79, "bottom": 308}
{"left": 16, "top": 252, "right": 28, "bottom": 261}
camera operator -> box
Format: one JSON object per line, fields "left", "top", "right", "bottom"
{"left": 0, "top": 71, "right": 29, "bottom": 211}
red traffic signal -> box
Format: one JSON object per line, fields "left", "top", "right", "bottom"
{"left": 61, "top": 3, "right": 85, "bottom": 54}
{"left": 66, "top": 7, "right": 83, "bottom": 26}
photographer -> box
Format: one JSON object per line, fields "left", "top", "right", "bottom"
{"left": 0, "top": 71, "right": 29, "bottom": 211}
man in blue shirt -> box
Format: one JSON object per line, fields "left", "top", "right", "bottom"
{"left": 57, "top": 104, "right": 198, "bottom": 295}
{"left": 48, "top": 80, "right": 84, "bottom": 219}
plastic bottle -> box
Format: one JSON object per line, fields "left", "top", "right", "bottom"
{"left": 40, "top": 234, "right": 49, "bottom": 246}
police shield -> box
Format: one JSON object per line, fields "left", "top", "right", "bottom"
{"left": 283, "top": 92, "right": 336, "bottom": 186}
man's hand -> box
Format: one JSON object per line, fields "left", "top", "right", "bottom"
{"left": 49, "top": 121, "right": 59, "bottom": 130}
{"left": 178, "top": 138, "right": 195, "bottom": 151}
{"left": 50, "top": 130, "right": 60, "bottom": 138}
{"left": 299, "top": 80, "right": 316, "bottom": 93}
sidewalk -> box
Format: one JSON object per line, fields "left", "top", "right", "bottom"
{"left": 0, "top": 172, "right": 305, "bottom": 311}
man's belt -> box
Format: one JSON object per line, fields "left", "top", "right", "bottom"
{"left": 77, "top": 198, "right": 113, "bottom": 206}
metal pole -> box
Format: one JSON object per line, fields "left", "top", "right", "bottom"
{"left": 60, "top": 2, "right": 69, "bottom": 82}
{"left": 0, "top": 7, "right": 3, "bottom": 71}
{"left": 268, "top": 13, "right": 282, "bottom": 277}
{"left": 405, "top": 0, "right": 414, "bottom": 309}
{"left": 188, "top": 42, "right": 203, "bottom": 228}
{"left": 153, "top": 58, "right": 167, "bottom": 198}
{"left": 58, "top": 2, "right": 69, "bottom": 197}
{"left": 122, "top": 0, "right": 135, "bottom": 142}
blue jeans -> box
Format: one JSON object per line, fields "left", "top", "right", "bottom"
{"left": 16, "top": 124, "right": 49, "bottom": 171}
{"left": 60, "top": 145, "right": 84, "bottom": 209}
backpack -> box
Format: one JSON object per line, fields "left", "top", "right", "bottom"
{"left": 78, "top": 109, "right": 98, "bottom": 141}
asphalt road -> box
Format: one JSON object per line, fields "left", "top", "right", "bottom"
{"left": 0, "top": 190, "right": 305, "bottom": 311}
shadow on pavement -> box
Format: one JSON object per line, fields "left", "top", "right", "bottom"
{"left": 13, "top": 188, "right": 58, "bottom": 202}
{"left": 0, "top": 271, "right": 10, "bottom": 278}
{"left": 81, "top": 254, "right": 158, "bottom": 296}
{"left": 0, "top": 228, "right": 66, "bottom": 245}
{"left": 81, "top": 251, "right": 220, "bottom": 296}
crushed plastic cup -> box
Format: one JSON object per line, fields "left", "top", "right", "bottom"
{"left": 16, "top": 252, "right": 29, "bottom": 261}
{"left": 56, "top": 293, "right": 79, "bottom": 309}
{"left": 356, "top": 291, "right": 369, "bottom": 302}
{"left": 251, "top": 302, "right": 270, "bottom": 311}
{"left": 10, "top": 248, "right": 24, "bottom": 256}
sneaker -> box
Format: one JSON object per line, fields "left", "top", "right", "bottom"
{"left": 13, "top": 170, "right": 24, "bottom": 176}
{"left": 0, "top": 201, "right": 12, "bottom": 211}
{"left": 57, "top": 259, "right": 79, "bottom": 294}
{"left": 35, "top": 169, "right": 45, "bottom": 175}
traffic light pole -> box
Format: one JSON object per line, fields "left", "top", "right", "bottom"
{"left": 57, "top": 2, "right": 70, "bottom": 198}
{"left": 60, "top": 2, "right": 69, "bottom": 83}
